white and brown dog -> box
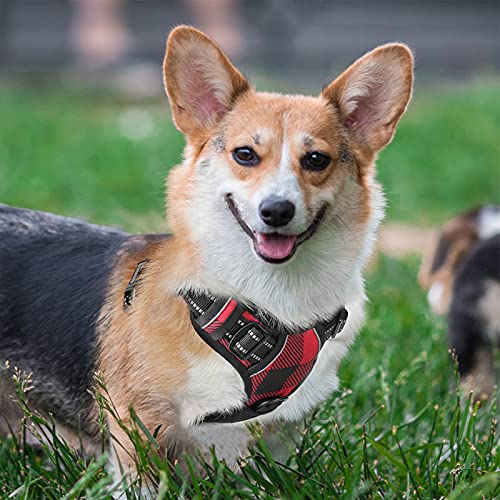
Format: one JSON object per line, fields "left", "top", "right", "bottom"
{"left": 0, "top": 26, "right": 413, "bottom": 479}
{"left": 419, "top": 205, "right": 500, "bottom": 399}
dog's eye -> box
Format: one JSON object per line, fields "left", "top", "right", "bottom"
{"left": 232, "top": 147, "right": 260, "bottom": 167}
{"left": 301, "top": 151, "right": 331, "bottom": 171}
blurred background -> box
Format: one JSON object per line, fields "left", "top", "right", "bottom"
{"left": 0, "top": 0, "right": 498, "bottom": 243}
{"left": 1, "top": 0, "right": 499, "bottom": 86}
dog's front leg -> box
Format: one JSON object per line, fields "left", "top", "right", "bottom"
{"left": 261, "top": 419, "right": 304, "bottom": 464}
{"left": 107, "top": 410, "right": 176, "bottom": 496}
{"left": 188, "top": 422, "right": 252, "bottom": 471}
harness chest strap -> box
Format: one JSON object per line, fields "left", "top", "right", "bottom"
{"left": 181, "top": 290, "right": 348, "bottom": 424}
{"left": 122, "top": 261, "right": 348, "bottom": 424}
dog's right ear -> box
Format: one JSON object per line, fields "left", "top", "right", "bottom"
{"left": 322, "top": 44, "right": 413, "bottom": 153}
{"left": 163, "top": 26, "right": 250, "bottom": 138}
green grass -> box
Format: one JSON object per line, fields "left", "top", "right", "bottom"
{"left": 0, "top": 82, "right": 499, "bottom": 226}
{"left": 0, "top": 81, "right": 499, "bottom": 498}
{"left": 0, "top": 87, "right": 184, "bottom": 229}
{"left": 379, "top": 81, "right": 500, "bottom": 223}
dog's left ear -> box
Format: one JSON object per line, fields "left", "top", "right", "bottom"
{"left": 322, "top": 44, "right": 414, "bottom": 152}
{"left": 163, "top": 25, "right": 250, "bottom": 137}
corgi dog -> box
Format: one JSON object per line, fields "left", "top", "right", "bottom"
{"left": 419, "top": 205, "right": 500, "bottom": 399}
{"left": 0, "top": 26, "right": 413, "bottom": 480}
{"left": 419, "top": 205, "right": 500, "bottom": 315}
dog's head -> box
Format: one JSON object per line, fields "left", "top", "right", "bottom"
{"left": 419, "top": 204, "right": 500, "bottom": 315}
{"left": 162, "top": 26, "right": 413, "bottom": 321}
{"left": 418, "top": 209, "right": 481, "bottom": 315}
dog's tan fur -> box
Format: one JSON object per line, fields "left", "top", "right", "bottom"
{"left": 419, "top": 212, "right": 479, "bottom": 314}
{"left": 92, "top": 26, "right": 413, "bottom": 478}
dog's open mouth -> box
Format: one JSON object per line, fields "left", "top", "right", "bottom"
{"left": 225, "top": 194, "right": 327, "bottom": 264}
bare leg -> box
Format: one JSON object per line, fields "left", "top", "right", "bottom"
{"left": 70, "top": 0, "right": 130, "bottom": 66}
{"left": 186, "top": 0, "right": 243, "bottom": 58}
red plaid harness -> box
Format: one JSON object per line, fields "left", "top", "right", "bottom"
{"left": 182, "top": 291, "right": 348, "bottom": 424}
{"left": 123, "top": 261, "right": 347, "bottom": 424}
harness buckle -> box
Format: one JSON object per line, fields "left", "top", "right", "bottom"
{"left": 229, "top": 322, "right": 272, "bottom": 361}
{"left": 123, "top": 260, "right": 148, "bottom": 310}
{"left": 251, "top": 397, "right": 287, "bottom": 415}
{"left": 329, "top": 307, "right": 348, "bottom": 339}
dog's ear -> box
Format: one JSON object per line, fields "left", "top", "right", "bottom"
{"left": 322, "top": 44, "right": 413, "bottom": 152}
{"left": 163, "top": 25, "right": 250, "bottom": 137}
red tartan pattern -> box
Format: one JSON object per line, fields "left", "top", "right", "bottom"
{"left": 202, "top": 300, "right": 320, "bottom": 406}
{"left": 248, "top": 329, "right": 319, "bottom": 405}
{"left": 205, "top": 320, "right": 222, "bottom": 334}
{"left": 204, "top": 299, "right": 238, "bottom": 333}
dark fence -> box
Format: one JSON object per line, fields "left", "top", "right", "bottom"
{"left": 0, "top": 0, "right": 499, "bottom": 85}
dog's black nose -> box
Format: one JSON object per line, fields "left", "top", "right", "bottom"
{"left": 259, "top": 197, "right": 295, "bottom": 227}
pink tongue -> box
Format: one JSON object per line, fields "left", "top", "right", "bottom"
{"left": 255, "top": 233, "right": 297, "bottom": 260}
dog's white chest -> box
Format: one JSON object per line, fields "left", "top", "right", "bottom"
{"left": 178, "top": 353, "right": 246, "bottom": 426}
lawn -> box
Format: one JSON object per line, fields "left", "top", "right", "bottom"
{"left": 0, "top": 81, "right": 498, "bottom": 498}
